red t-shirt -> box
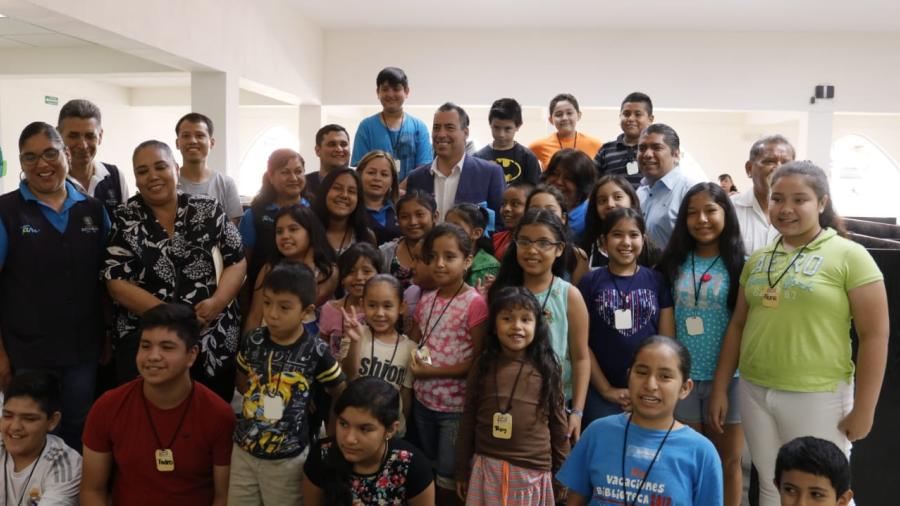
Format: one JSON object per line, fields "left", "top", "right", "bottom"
{"left": 83, "top": 379, "right": 236, "bottom": 506}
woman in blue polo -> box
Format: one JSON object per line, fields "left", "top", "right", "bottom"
{"left": 0, "top": 121, "right": 110, "bottom": 452}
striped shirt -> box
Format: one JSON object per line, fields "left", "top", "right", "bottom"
{"left": 593, "top": 133, "right": 642, "bottom": 188}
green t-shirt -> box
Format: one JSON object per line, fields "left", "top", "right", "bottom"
{"left": 738, "top": 228, "right": 883, "bottom": 392}
{"left": 468, "top": 248, "right": 500, "bottom": 287}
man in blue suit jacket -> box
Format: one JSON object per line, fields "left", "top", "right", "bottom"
{"left": 405, "top": 103, "right": 505, "bottom": 221}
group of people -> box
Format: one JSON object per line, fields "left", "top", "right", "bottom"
{"left": 0, "top": 64, "right": 888, "bottom": 506}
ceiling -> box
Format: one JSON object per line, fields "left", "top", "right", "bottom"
{"left": 291, "top": 0, "right": 900, "bottom": 31}
{"left": 0, "top": 16, "right": 93, "bottom": 48}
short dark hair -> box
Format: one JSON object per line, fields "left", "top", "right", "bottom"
{"left": 642, "top": 123, "right": 680, "bottom": 152}
{"left": 436, "top": 102, "right": 469, "bottom": 129}
{"left": 631, "top": 335, "right": 691, "bottom": 383}
{"left": 549, "top": 93, "right": 580, "bottom": 115}
{"left": 337, "top": 242, "right": 385, "bottom": 281}
{"left": 315, "top": 124, "right": 349, "bottom": 147}
{"left": 748, "top": 134, "right": 795, "bottom": 162}
{"left": 140, "top": 303, "right": 201, "bottom": 348}
{"left": 775, "top": 436, "right": 851, "bottom": 497}
{"left": 133, "top": 140, "right": 177, "bottom": 165}
{"left": 175, "top": 112, "right": 214, "bottom": 136}
{"left": 18, "top": 122, "right": 64, "bottom": 151}
{"left": 488, "top": 98, "right": 523, "bottom": 127}
{"left": 621, "top": 92, "right": 653, "bottom": 116}
{"left": 58, "top": 99, "right": 102, "bottom": 126}
{"left": 376, "top": 67, "right": 409, "bottom": 88}
{"left": 261, "top": 261, "right": 318, "bottom": 308}
{"left": 4, "top": 371, "right": 62, "bottom": 416}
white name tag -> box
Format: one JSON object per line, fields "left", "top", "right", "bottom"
{"left": 263, "top": 394, "right": 284, "bottom": 421}
{"left": 685, "top": 316, "right": 705, "bottom": 336}
{"left": 626, "top": 161, "right": 639, "bottom": 175}
{"left": 614, "top": 309, "right": 633, "bottom": 330}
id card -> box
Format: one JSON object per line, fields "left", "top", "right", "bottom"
{"left": 263, "top": 394, "right": 284, "bottom": 421}
{"left": 762, "top": 287, "right": 779, "bottom": 308}
{"left": 685, "top": 316, "right": 705, "bottom": 336}
{"left": 155, "top": 449, "right": 175, "bottom": 472}
{"left": 415, "top": 347, "right": 432, "bottom": 365}
{"left": 614, "top": 309, "right": 633, "bottom": 330}
{"left": 492, "top": 412, "right": 512, "bottom": 439}
{"left": 626, "top": 161, "right": 639, "bottom": 175}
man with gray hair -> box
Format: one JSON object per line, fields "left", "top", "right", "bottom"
{"left": 733, "top": 135, "right": 796, "bottom": 254}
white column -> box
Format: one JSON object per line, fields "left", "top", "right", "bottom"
{"left": 191, "top": 71, "right": 239, "bottom": 176}
{"left": 804, "top": 100, "right": 835, "bottom": 171}
{"left": 298, "top": 104, "right": 324, "bottom": 174}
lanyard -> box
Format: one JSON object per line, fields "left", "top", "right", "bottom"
{"left": 3, "top": 440, "right": 45, "bottom": 506}
{"left": 556, "top": 131, "right": 578, "bottom": 151}
{"left": 620, "top": 415, "right": 675, "bottom": 506}
{"left": 267, "top": 349, "right": 290, "bottom": 396}
{"left": 494, "top": 359, "right": 527, "bottom": 414}
{"left": 419, "top": 281, "right": 465, "bottom": 349}
{"left": 370, "top": 329, "right": 402, "bottom": 378}
{"left": 539, "top": 276, "right": 556, "bottom": 313}
{"left": 609, "top": 266, "right": 639, "bottom": 309}
{"left": 381, "top": 112, "right": 404, "bottom": 154}
{"left": 766, "top": 229, "right": 822, "bottom": 289}
{"left": 690, "top": 253, "right": 720, "bottom": 307}
{"left": 141, "top": 382, "right": 195, "bottom": 451}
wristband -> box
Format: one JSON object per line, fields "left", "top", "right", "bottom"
{"left": 568, "top": 408, "right": 583, "bottom": 417}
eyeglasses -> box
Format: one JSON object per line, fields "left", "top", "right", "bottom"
{"left": 515, "top": 238, "right": 563, "bottom": 251}
{"left": 20, "top": 148, "right": 61, "bottom": 166}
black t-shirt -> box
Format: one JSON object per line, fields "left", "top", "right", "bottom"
{"left": 305, "top": 437, "right": 434, "bottom": 503}
{"left": 474, "top": 142, "right": 541, "bottom": 184}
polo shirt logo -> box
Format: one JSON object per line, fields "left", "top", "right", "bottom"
{"left": 81, "top": 216, "right": 99, "bottom": 234}
{"left": 262, "top": 215, "right": 275, "bottom": 223}
{"left": 20, "top": 224, "right": 40, "bottom": 236}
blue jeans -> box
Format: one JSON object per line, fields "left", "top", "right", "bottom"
{"left": 16, "top": 361, "right": 97, "bottom": 453}
{"left": 582, "top": 386, "right": 623, "bottom": 430}
{"left": 412, "top": 398, "right": 460, "bottom": 490}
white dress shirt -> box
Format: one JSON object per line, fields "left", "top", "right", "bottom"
{"left": 732, "top": 189, "right": 778, "bottom": 255}
{"left": 431, "top": 154, "right": 465, "bottom": 221}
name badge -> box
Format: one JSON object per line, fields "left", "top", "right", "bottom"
{"left": 415, "top": 347, "right": 432, "bottom": 365}
{"left": 614, "top": 309, "right": 633, "bottom": 330}
{"left": 762, "top": 287, "right": 779, "bottom": 309}
{"left": 155, "top": 449, "right": 175, "bottom": 472}
{"left": 263, "top": 394, "right": 284, "bottom": 421}
{"left": 626, "top": 161, "right": 639, "bottom": 175}
{"left": 492, "top": 412, "right": 513, "bottom": 439}
{"left": 685, "top": 316, "right": 704, "bottom": 336}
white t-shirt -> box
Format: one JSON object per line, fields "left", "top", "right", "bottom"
{"left": 0, "top": 434, "right": 82, "bottom": 506}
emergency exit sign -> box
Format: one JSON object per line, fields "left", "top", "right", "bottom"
{"left": 44, "top": 95, "right": 58, "bottom": 106}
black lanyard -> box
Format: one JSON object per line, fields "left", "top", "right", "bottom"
{"left": 766, "top": 229, "right": 822, "bottom": 289}
{"left": 382, "top": 112, "right": 404, "bottom": 154}
{"left": 556, "top": 131, "right": 578, "bottom": 151}
{"left": 609, "top": 266, "right": 639, "bottom": 310}
{"left": 3, "top": 440, "right": 45, "bottom": 506}
{"left": 267, "top": 349, "right": 290, "bottom": 396}
{"left": 370, "top": 329, "right": 402, "bottom": 378}
{"left": 690, "top": 253, "right": 720, "bottom": 306}
{"left": 620, "top": 415, "right": 675, "bottom": 506}
{"left": 419, "top": 281, "right": 465, "bottom": 349}
{"left": 141, "top": 382, "right": 195, "bottom": 451}
{"left": 539, "top": 276, "right": 556, "bottom": 313}
{"left": 494, "top": 359, "right": 527, "bottom": 414}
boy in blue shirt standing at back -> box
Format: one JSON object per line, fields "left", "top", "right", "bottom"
{"left": 351, "top": 67, "right": 433, "bottom": 182}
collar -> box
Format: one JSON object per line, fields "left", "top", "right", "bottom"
{"left": 66, "top": 160, "right": 110, "bottom": 194}
{"left": 761, "top": 227, "right": 837, "bottom": 253}
{"left": 19, "top": 180, "right": 85, "bottom": 204}
{"left": 642, "top": 165, "right": 684, "bottom": 190}
{"left": 430, "top": 153, "right": 465, "bottom": 178}
{"left": 614, "top": 133, "right": 633, "bottom": 149}
{"left": 367, "top": 200, "right": 395, "bottom": 213}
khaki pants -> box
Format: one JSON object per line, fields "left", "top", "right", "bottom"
{"left": 227, "top": 444, "right": 306, "bottom": 506}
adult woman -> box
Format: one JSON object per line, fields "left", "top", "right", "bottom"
{"left": 709, "top": 161, "right": 888, "bottom": 506}
{"left": 356, "top": 150, "right": 401, "bottom": 245}
{"left": 0, "top": 122, "right": 109, "bottom": 452}
{"left": 103, "top": 140, "right": 246, "bottom": 402}
{"left": 542, "top": 148, "right": 597, "bottom": 242}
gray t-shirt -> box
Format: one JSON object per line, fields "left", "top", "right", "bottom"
{"left": 178, "top": 171, "right": 242, "bottom": 219}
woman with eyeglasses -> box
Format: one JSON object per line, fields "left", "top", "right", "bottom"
{"left": 0, "top": 122, "right": 110, "bottom": 452}
{"left": 488, "top": 208, "right": 590, "bottom": 443}
{"left": 102, "top": 139, "right": 246, "bottom": 403}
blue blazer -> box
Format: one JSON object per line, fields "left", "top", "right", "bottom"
{"left": 405, "top": 155, "right": 506, "bottom": 215}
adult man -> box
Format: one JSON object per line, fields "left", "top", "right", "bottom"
{"left": 594, "top": 92, "right": 654, "bottom": 188}
{"left": 306, "top": 124, "right": 351, "bottom": 197}
{"left": 636, "top": 123, "right": 701, "bottom": 248}
{"left": 733, "top": 135, "right": 796, "bottom": 254}
{"left": 81, "top": 303, "right": 235, "bottom": 506}
{"left": 175, "top": 113, "right": 242, "bottom": 222}
{"left": 57, "top": 99, "right": 130, "bottom": 212}
{"left": 405, "top": 103, "right": 505, "bottom": 221}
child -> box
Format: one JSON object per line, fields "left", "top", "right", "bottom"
{"left": 312, "top": 167, "right": 376, "bottom": 256}
{"left": 0, "top": 372, "right": 81, "bottom": 505}
{"left": 404, "top": 239, "right": 436, "bottom": 336}
{"left": 357, "top": 150, "right": 401, "bottom": 245}
{"left": 657, "top": 182, "right": 747, "bottom": 506}
{"left": 409, "top": 223, "right": 489, "bottom": 504}
{"left": 445, "top": 203, "right": 500, "bottom": 287}
{"left": 594, "top": 92, "right": 655, "bottom": 188}
{"left": 474, "top": 98, "right": 541, "bottom": 185}
{"left": 581, "top": 175, "right": 643, "bottom": 268}
{"left": 576, "top": 207, "right": 674, "bottom": 427}
{"left": 456, "top": 287, "right": 569, "bottom": 505}
{"left": 351, "top": 67, "right": 433, "bottom": 182}
{"left": 244, "top": 205, "right": 338, "bottom": 333}
{"left": 342, "top": 274, "right": 416, "bottom": 433}
{"left": 494, "top": 180, "right": 534, "bottom": 261}
{"left": 774, "top": 437, "right": 853, "bottom": 506}
{"left": 174, "top": 112, "right": 242, "bottom": 221}
{"left": 489, "top": 208, "right": 590, "bottom": 441}
{"left": 557, "top": 335, "right": 724, "bottom": 506}
{"left": 232, "top": 263, "right": 347, "bottom": 506}
{"left": 542, "top": 148, "right": 597, "bottom": 242}
{"left": 303, "top": 377, "right": 435, "bottom": 505}
{"left": 528, "top": 94, "right": 603, "bottom": 169}
{"left": 380, "top": 190, "right": 438, "bottom": 290}
{"left": 319, "top": 243, "right": 384, "bottom": 362}
{"left": 525, "top": 184, "right": 590, "bottom": 284}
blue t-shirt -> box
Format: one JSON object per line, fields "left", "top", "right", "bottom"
{"left": 673, "top": 254, "right": 734, "bottom": 381}
{"left": 351, "top": 113, "right": 433, "bottom": 181}
{"left": 568, "top": 199, "right": 588, "bottom": 243}
{"left": 557, "top": 414, "right": 723, "bottom": 506}
{"left": 578, "top": 266, "right": 672, "bottom": 388}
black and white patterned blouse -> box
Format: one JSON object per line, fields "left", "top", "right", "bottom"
{"left": 103, "top": 192, "right": 244, "bottom": 376}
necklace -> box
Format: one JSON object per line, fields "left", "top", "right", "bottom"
{"left": 370, "top": 329, "right": 402, "bottom": 379}
{"left": 690, "top": 252, "right": 720, "bottom": 307}
{"left": 3, "top": 440, "right": 45, "bottom": 506}
{"left": 620, "top": 415, "right": 675, "bottom": 506}
{"left": 556, "top": 131, "right": 578, "bottom": 151}
{"left": 141, "top": 381, "right": 194, "bottom": 472}
{"left": 762, "top": 229, "right": 822, "bottom": 309}
{"left": 419, "top": 281, "right": 465, "bottom": 349}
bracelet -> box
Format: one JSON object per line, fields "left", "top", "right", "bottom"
{"left": 568, "top": 408, "right": 583, "bottom": 417}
